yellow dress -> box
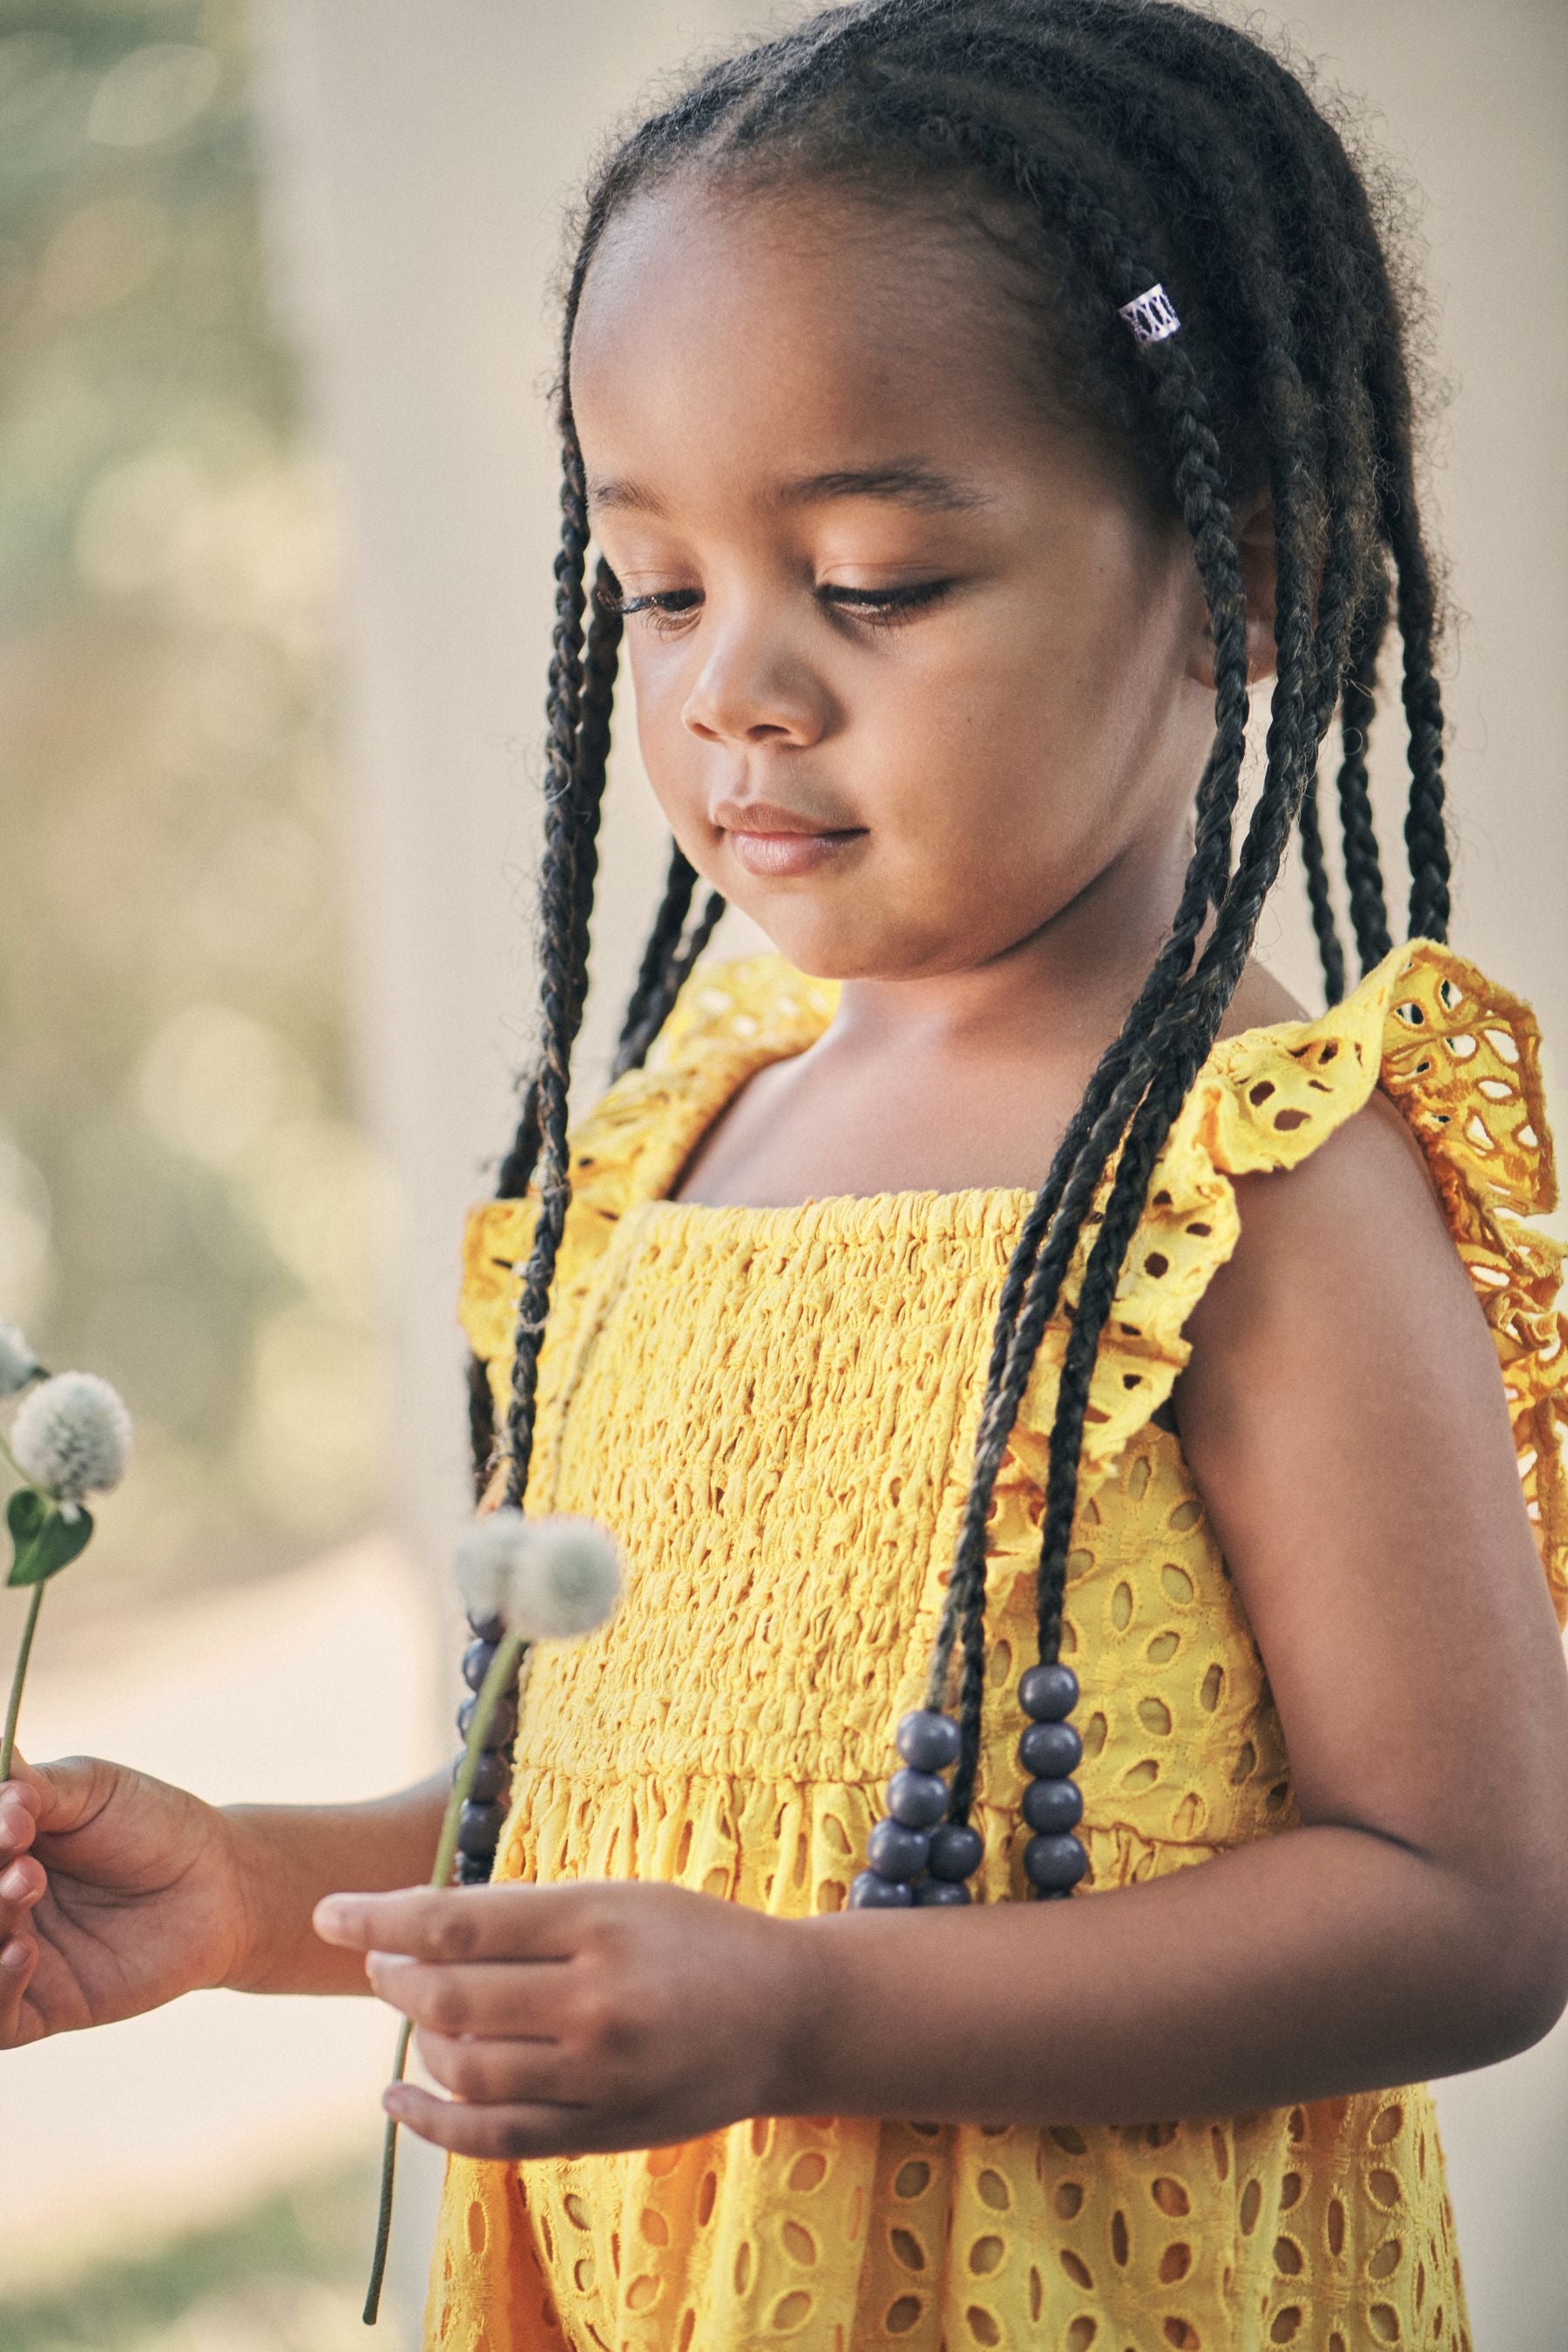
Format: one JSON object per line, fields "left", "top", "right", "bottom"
{"left": 423, "top": 937, "right": 1567, "bottom": 2352}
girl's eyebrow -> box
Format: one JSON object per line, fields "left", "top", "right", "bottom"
{"left": 587, "top": 460, "right": 997, "bottom": 518}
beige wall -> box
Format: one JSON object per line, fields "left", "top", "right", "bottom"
{"left": 256, "top": 3, "right": 1567, "bottom": 2337}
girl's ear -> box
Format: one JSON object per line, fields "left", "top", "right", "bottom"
{"left": 1187, "top": 489, "right": 1279, "bottom": 690}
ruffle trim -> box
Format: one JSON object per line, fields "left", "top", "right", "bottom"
{"left": 460, "top": 938, "right": 1566, "bottom": 1619}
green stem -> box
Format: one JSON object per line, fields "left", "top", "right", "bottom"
{"left": 0, "top": 1429, "right": 24, "bottom": 1480}
{"left": 2, "top": 1580, "right": 44, "bottom": 1785}
{"left": 362, "top": 1628, "right": 527, "bottom": 2328}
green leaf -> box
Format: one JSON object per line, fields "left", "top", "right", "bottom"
{"left": 8, "top": 1499, "right": 93, "bottom": 1587}
{"left": 7, "top": 1490, "right": 45, "bottom": 1547}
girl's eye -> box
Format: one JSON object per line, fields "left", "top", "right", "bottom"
{"left": 595, "top": 585, "right": 700, "bottom": 638}
{"left": 594, "top": 579, "right": 953, "bottom": 637}
{"left": 823, "top": 579, "right": 952, "bottom": 629}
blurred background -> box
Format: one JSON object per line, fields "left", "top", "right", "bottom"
{"left": 1, "top": 2, "right": 1563, "bottom": 2346}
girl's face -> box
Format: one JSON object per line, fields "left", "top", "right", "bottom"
{"left": 570, "top": 178, "right": 1224, "bottom": 983}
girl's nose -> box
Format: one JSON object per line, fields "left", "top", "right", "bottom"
{"left": 679, "top": 624, "right": 829, "bottom": 750}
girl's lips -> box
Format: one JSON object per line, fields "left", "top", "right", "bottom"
{"left": 726, "top": 828, "right": 866, "bottom": 878}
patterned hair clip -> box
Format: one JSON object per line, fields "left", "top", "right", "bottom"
{"left": 1119, "top": 283, "right": 1181, "bottom": 344}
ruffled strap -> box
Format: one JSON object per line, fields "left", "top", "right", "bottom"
{"left": 457, "top": 955, "right": 838, "bottom": 1375}
{"left": 1007, "top": 937, "right": 1568, "bottom": 1622}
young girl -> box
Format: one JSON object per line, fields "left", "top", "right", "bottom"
{"left": 3, "top": 3, "right": 1567, "bottom": 2347}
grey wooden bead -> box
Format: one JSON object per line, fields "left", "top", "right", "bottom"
{"left": 867, "top": 1818, "right": 931, "bottom": 1882}
{"left": 456, "top": 1799, "right": 506, "bottom": 1857}
{"left": 896, "top": 1709, "right": 961, "bottom": 1772}
{"left": 462, "top": 1639, "right": 497, "bottom": 1693}
{"left": 457, "top": 1747, "right": 510, "bottom": 1806}
{"left": 886, "top": 1768, "right": 949, "bottom": 1829}
{"left": 912, "top": 1877, "right": 972, "bottom": 1907}
{"left": 465, "top": 1610, "right": 505, "bottom": 1646}
{"left": 1022, "top": 1774, "right": 1084, "bottom": 1835}
{"left": 849, "top": 1869, "right": 914, "bottom": 1909}
{"left": 457, "top": 1690, "right": 517, "bottom": 1747}
{"left": 926, "top": 1821, "right": 984, "bottom": 1882}
{"left": 1023, "top": 1832, "right": 1088, "bottom": 1892}
{"left": 455, "top": 1851, "right": 491, "bottom": 1886}
{"left": 1018, "top": 1720, "right": 1083, "bottom": 1779}
{"left": 1018, "top": 1662, "right": 1079, "bottom": 1722}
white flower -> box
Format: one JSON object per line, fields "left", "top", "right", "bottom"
{"left": 453, "top": 1507, "right": 624, "bottom": 1643}
{"left": 10, "top": 1371, "right": 133, "bottom": 1502}
{"left": 0, "top": 1322, "right": 39, "bottom": 1400}
{"left": 454, "top": 1507, "right": 532, "bottom": 1628}
{"left": 517, "top": 1514, "right": 624, "bottom": 1641}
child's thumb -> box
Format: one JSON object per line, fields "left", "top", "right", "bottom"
{"left": 1, "top": 1745, "right": 47, "bottom": 1815}
{"left": 3, "top": 1747, "right": 97, "bottom": 1830}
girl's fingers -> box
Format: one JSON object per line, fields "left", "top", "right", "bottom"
{"left": 384, "top": 2080, "right": 599, "bottom": 2164}
{"left": 314, "top": 1882, "right": 574, "bottom": 1963}
{"left": 412, "top": 2024, "right": 585, "bottom": 2108}
{"left": 0, "top": 1933, "right": 37, "bottom": 2045}
{"left": 363, "top": 1952, "right": 570, "bottom": 2040}
{"left": 0, "top": 1783, "right": 42, "bottom": 1859}
{"left": 0, "top": 1855, "right": 45, "bottom": 1938}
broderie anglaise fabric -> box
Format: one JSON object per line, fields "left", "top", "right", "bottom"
{"left": 426, "top": 939, "right": 1565, "bottom": 2352}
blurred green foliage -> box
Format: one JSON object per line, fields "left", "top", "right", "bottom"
{"left": 0, "top": 2156, "right": 402, "bottom": 2351}
{"left": 0, "top": 0, "right": 392, "bottom": 1609}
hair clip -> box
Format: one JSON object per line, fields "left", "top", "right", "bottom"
{"left": 1119, "top": 283, "right": 1181, "bottom": 344}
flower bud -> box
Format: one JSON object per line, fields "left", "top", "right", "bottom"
{"left": 516, "top": 1514, "right": 624, "bottom": 1642}
{"left": 451, "top": 1506, "right": 624, "bottom": 1643}
{"left": 11, "top": 1371, "right": 132, "bottom": 1501}
{"left": 0, "top": 1321, "right": 38, "bottom": 1400}
{"left": 453, "top": 1506, "right": 531, "bottom": 1628}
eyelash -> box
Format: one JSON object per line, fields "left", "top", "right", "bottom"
{"left": 594, "top": 579, "right": 952, "bottom": 638}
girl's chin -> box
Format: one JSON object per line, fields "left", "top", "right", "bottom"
{"left": 731, "top": 913, "right": 929, "bottom": 986}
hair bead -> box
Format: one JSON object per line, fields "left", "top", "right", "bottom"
{"left": 850, "top": 1869, "right": 916, "bottom": 1909}
{"left": 896, "top": 1708, "right": 963, "bottom": 1772}
{"left": 912, "top": 1876, "right": 972, "bottom": 1907}
{"left": 1019, "top": 1662, "right": 1080, "bottom": 1722}
{"left": 461, "top": 1638, "right": 497, "bottom": 1693}
{"left": 887, "top": 1768, "right": 950, "bottom": 1828}
{"left": 1023, "top": 1832, "right": 1090, "bottom": 1893}
{"left": 867, "top": 1818, "right": 934, "bottom": 1882}
{"left": 926, "top": 1821, "right": 984, "bottom": 1882}
{"left": 1019, "top": 1720, "right": 1084, "bottom": 1779}
{"left": 1022, "top": 1774, "right": 1085, "bottom": 1835}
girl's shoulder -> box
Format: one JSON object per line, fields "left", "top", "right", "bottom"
{"left": 1009, "top": 936, "right": 1565, "bottom": 1614}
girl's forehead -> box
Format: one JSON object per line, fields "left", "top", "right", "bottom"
{"left": 570, "top": 178, "right": 1061, "bottom": 485}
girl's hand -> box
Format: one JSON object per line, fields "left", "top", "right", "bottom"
{"left": 314, "top": 1879, "right": 820, "bottom": 2160}
{"left": 0, "top": 1751, "right": 253, "bottom": 2047}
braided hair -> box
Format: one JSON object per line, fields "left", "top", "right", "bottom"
{"left": 452, "top": 0, "right": 1450, "bottom": 1895}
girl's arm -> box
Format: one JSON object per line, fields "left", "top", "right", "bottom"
{"left": 223, "top": 1772, "right": 451, "bottom": 1996}
{"left": 316, "top": 1092, "right": 1568, "bottom": 2153}
{"left": 0, "top": 1758, "right": 450, "bottom": 2045}
{"left": 792, "top": 1085, "right": 1568, "bottom": 2126}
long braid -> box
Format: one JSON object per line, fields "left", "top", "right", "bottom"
{"left": 502, "top": 436, "right": 598, "bottom": 1505}
{"left": 611, "top": 885, "right": 727, "bottom": 1082}
{"left": 614, "top": 845, "right": 699, "bottom": 1076}
{"left": 1173, "top": 2, "right": 1450, "bottom": 942}
{"left": 1335, "top": 584, "right": 1395, "bottom": 973}
{"left": 464, "top": 561, "right": 622, "bottom": 1499}
{"left": 1297, "top": 779, "right": 1348, "bottom": 1004}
